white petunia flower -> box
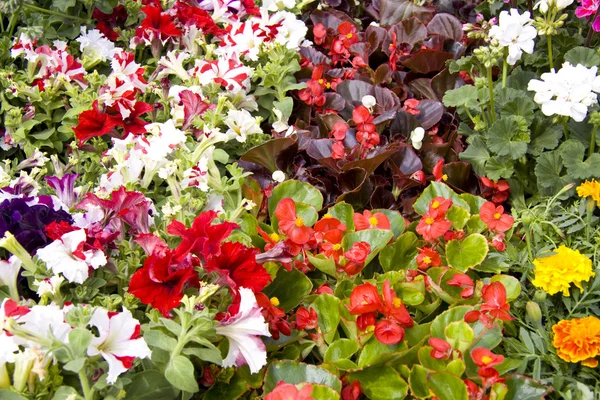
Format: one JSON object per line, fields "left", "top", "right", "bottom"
{"left": 410, "top": 127, "right": 426, "bottom": 150}
{"left": 216, "top": 288, "right": 270, "bottom": 374}
{"left": 35, "top": 275, "right": 64, "bottom": 297}
{"left": 76, "top": 27, "right": 118, "bottom": 62}
{"left": 224, "top": 109, "right": 263, "bottom": 143}
{"left": 156, "top": 51, "right": 191, "bottom": 81}
{"left": 36, "top": 229, "right": 107, "bottom": 284}
{"left": 87, "top": 308, "right": 151, "bottom": 384}
{"left": 489, "top": 9, "right": 537, "bottom": 65}
{"left": 0, "top": 256, "right": 21, "bottom": 300}
{"left": 528, "top": 62, "right": 600, "bottom": 122}
{"left": 262, "top": 0, "right": 296, "bottom": 11}
{"left": 273, "top": 12, "right": 308, "bottom": 51}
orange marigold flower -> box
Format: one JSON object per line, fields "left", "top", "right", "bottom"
{"left": 552, "top": 316, "right": 600, "bottom": 367}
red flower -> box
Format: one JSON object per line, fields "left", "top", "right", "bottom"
{"left": 337, "top": 22, "right": 358, "bottom": 48}
{"left": 73, "top": 101, "right": 120, "bottom": 146}
{"left": 432, "top": 159, "right": 447, "bottom": 182}
{"left": 481, "top": 177, "right": 510, "bottom": 204}
{"left": 428, "top": 197, "right": 452, "bottom": 216}
{"left": 313, "top": 215, "right": 346, "bottom": 234}
{"left": 374, "top": 318, "right": 405, "bottom": 345}
{"left": 136, "top": 6, "right": 182, "bottom": 41}
{"left": 347, "top": 282, "right": 381, "bottom": 315}
{"left": 45, "top": 220, "right": 77, "bottom": 241}
{"left": 429, "top": 338, "right": 452, "bottom": 359}
{"left": 332, "top": 141, "right": 345, "bottom": 159}
{"left": 255, "top": 293, "right": 291, "bottom": 340}
{"left": 416, "top": 246, "right": 441, "bottom": 270}
{"left": 480, "top": 281, "right": 512, "bottom": 321}
{"left": 379, "top": 280, "right": 413, "bottom": 328}
{"left": 341, "top": 380, "right": 362, "bottom": 400}
{"left": 265, "top": 382, "right": 314, "bottom": 400}
{"left": 344, "top": 242, "right": 370, "bottom": 263}
{"left": 298, "top": 80, "right": 326, "bottom": 108}
{"left": 447, "top": 273, "right": 475, "bottom": 298}
{"left": 313, "top": 23, "right": 327, "bottom": 45}
{"left": 128, "top": 249, "right": 200, "bottom": 316}
{"left": 121, "top": 101, "right": 153, "bottom": 136}
{"left": 174, "top": 2, "right": 226, "bottom": 36}
{"left": 318, "top": 229, "right": 344, "bottom": 261}
{"left": 416, "top": 212, "right": 451, "bottom": 241}
{"left": 353, "top": 210, "right": 391, "bottom": 231}
{"left": 471, "top": 347, "right": 504, "bottom": 382}
{"left": 403, "top": 99, "right": 420, "bottom": 115}
{"left": 330, "top": 122, "right": 348, "bottom": 141}
{"left": 92, "top": 5, "right": 127, "bottom": 41}
{"left": 275, "top": 198, "right": 313, "bottom": 245}
{"left": 204, "top": 241, "right": 271, "bottom": 294}
{"left": 491, "top": 233, "right": 506, "bottom": 252}
{"left": 356, "top": 312, "right": 377, "bottom": 331}
{"left": 295, "top": 307, "right": 318, "bottom": 330}
{"left": 167, "top": 211, "right": 239, "bottom": 261}
{"left": 3, "top": 299, "right": 30, "bottom": 318}
{"left": 353, "top": 106, "right": 378, "bottom": 150}
{"left": 480, "top": 202, "right": 514, "bottom": 233}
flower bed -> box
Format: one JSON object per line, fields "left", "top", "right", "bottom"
{"left": 0, "top": 0, "right": 599, "bottom": 398}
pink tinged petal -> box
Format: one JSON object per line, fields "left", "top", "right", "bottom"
{"left": 593, "top": 15, "right": 600, "bottom": 32}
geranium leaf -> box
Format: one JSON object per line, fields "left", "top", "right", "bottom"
{"left": 560, "top": 140, "right": 600, "bottom": 179}
{"left": 443, "top": 85, "right": 479, "bottom": 108}
{"left": 528, "top": 119, "right": 562, "bottom": 156}
{"left": 459, "top": 136, "right": 490, "bottom": 176}
{"left": 564, "top": 46, "right": 600, "bottom": 68}
{"left": 445, "top": 234, "right": 488, "bottom": 272}
{"left": 534, "top": 150, "right": 568, "bottom": 191}
{"left": 487, "top": 117, "right": 529, "bottom": 160}
{"left": 485, "top": 156, "right": 514, "bottom": 181}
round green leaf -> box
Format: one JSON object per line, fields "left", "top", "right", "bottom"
{"left": 350, "top": 366, "right": 408, "bottom": 400}
{"left": 409, "top": 365, "right": 432, "bottom": 398}
{"left": 413, "top": 182, "right": 470, "bottom": 215}
{"left": 445, "top": 234, "right": 489, "bottom": 272}
{"left": 268, "top": 180, "right": 324, "bottom": 216}
{"left": 324, "top": 339, "right": 360, "bottom": 362}
{"left": 342, "top": 229, "right": 394, "bottom": 266}
{"left": 430, "top": 306, "right": 472, "bottom": 339}
{"left": 264, "top": 361, "right": 342, "bottom": 393}
{"left": 312, "top": 294, "right": 342, "bottom": 344}
{"left": 491, "top": 275, "right": 521, "bottom": 302}
{"left": 263, "top": 267, "right": 313, "bottom": 312}
{"left": 379, "top": 232, "right": 419, "bottom": 272}
{"left": 165, "top": 355, "right": 199, "bottom": 393}
{"left": 427, "top": 371, "right": 468, "bottom": 400}
{"left": 444, "top": 321, "right": 474, "bottom": 353}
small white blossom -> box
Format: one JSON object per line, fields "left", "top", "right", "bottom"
{"left": 224, "top": 109, "right": 263, "bottom": 143}
{"left": 410, "top": 127, "right": 426, "bottom": 150}
{"left": 272, "top": 170, "right": 286, "bottom": 182}
{"left": 76, "top": 28, "right": 118, "bottom": 62}
{"left": 534, "top": 0, "right": 573, "bottom": 13}
{"left": 489, "top": 9, "right": 537, "bottom": 65}
{"left": 362, "top": 95, "right": 377, "bottom": 109}
{"left": 35, "top": 275, "right": 64, "bottom": 297}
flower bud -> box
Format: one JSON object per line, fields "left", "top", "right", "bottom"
{"left": 533, "top": 290, "right": 547, "bottom": 302}
{"left": 526, "top": 301, "right": 542, "bottom": 325}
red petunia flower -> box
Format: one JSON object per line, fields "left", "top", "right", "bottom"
{"left": 416, "top": 212, "right": 451, "bottom": 241}
{"left": 429, "top": 337, "right": 452, "bottom": 359}
{"left": 374, "top": 318, "right": 405, "bottom": 345}
{"left": 204, "top": 241, "right": 271, "bottom": 294}
{"left": 128, "top": 248, "right": 200, "bottom": 316}
{"left": 174, "top": 2, "right": 226, "bottom": 36}
{"left": 347, "top": 282, "right": 381, "bottom": 315}
{"left": 136, "top": 6, "right": 182, "bottom": 42}
{"left": 480, "top": 281, "right": 512, "bottom": 321}
{"left": 121, "top": 101, "right": 153, "bottom": 136}
{"left": 73, "top": 100, "right": 120, "bottom": 146}
{"left": 93, "top": 5, "right": 128, "bottom": 41}
{"left": 275, "top": 198, "right": 313, "bottom": 245}
{"left": 353, "top": 210, "right": 391, "bottom": 231}
{"left": 416, "top": 246, "right": 441, "bottom": 270}
{"left": 480, "top": 202, "right": 514, "bottom": 233}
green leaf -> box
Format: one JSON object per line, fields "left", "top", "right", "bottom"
{"left": 443, "top": 85, "right": 479, "bottom": 108}
{"left": 52, "top": 386, "right": 84, "bottom": 400}
{"left": 409, "top": 365, "right": 432, "bottom": 398}
{"left": 307, "top": 253, "right": 338, "bottom": 277}
{"left": 69, "top": 329, "right": 93, "bottom": 357}
{"left": 427, "top": 371, "right": 468, "bottom": 400}
{"left": 324, "top": 339, "right": 360, "bottom": 362}
{"left": 0, "top": 390, "right": 29, "bottom": 400}
{"left": 52, "top": 0, "right": 76, "bottom": 12}
{"left": 124, "top": 370, "right": 179, "bottom": 400}
{"left": 204, "top": 374, "right": 249, "bottom": 400}
{"left": 564, "top": 46, "right": 600, "bottom": 68}
{"left": 350, "top": 366, "right": 408, "bottom": 400}
{"left": 528, "top": 119, "right": 562, "bottom": 156}
{"left": 310, "top": 384, "right": 342, "bottom": 400}
{"left": 312, "top": 294, "right": 341, "bottom": 344}
{"left": 327, "top": 202, "right": 355, "bottom": 231}
{"left": 487, "top": 118, "right": 529, "bottom": 160}
{"left": 501, "top": 97, "right": 536, "bottom": 125}
{"left": 63, "top": 358, "right": 86, "bottom": 373}
{"left": 560, "top": 140, "right": 600, "bottom": 179}
{"left": 445, "top": 321, "right": 475, "bottom": 353}
{"left": 534, "top": 150, "right": 569, "bottom": 192}
{"left": 445, "top": 234, "right": 489, "bottom": 272}
{"left": 491, "top": 275, "right": 521, "bottom": 301}
{"left": 342, "top": 229, "right": 394, "bottom": 266}
{"left": 372, "top": 209, "right": 405, "bottom": 239}
{"left": 458, "top": 193, "right": 486, "bottom": 216}
{"left": 268, "top": 180, "right": 324, "bottom": 216}
{"left": 264, "top": 361, "right": 342, "bottom": 393}
{"left": 181, "top": 346, "right": 223, "bottom": 364}
{"left": 504, "top": 375, "right": 549, "bottom": 400}
{"left": 430, "top": 306, "right": 472, "bottom": 338}
{"left": 165, "top": 355, "right": 199, "bottom": 393}
{"left": 379, "top": 232, "right": 419, "bottom": 272}
{"left": 143, "top": 330, "right": 177, "bottom": 352}
{"left": 413, "top": 182, "right": 470, "bottom": 215}
{"left": 485, "top": 156, "right": 515, "bottom": 181}
{"left": 459, "top": 136, "right": 490, "bottom": 176}
{"left": 264, "top": 265, "right": 313, "bottom": 312}
{"left": 447, "top": 205, "right": 470, "bottom": 230}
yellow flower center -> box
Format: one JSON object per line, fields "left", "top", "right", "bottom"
{"left": 425, "top": 217, "right": 435, "bottom": 225}
{"left": 346, "top": 33, "right": 353, "bottom": 39}
{"left": 481, "top": 355, "right": 493, "bottom": 365}
{"left": 270, "top": 297, "right": 280, "bottom": 307}
{"left": 326, "top": 82, "right": 331, "bottom": 89}
{"left": 333, "top": 244, "right": 342, "bottom": 251}
{"left": 318, "top": 79, "right": 324, "bottom": 85}
{"left": 392, "top": 297, "right": 402, "bottom": 308}
{"left": 423, "top": 256, "right": 432, "bottom": 264}
{"left": 270, "top": 232, "right": 280, "bottom": 242}
{"left": 369, "top": 217, "right": 378, "bottom": 226}
{"left": 442, "top": 174, "right": 448, "bottom": 181}
{"left": 323, "top": 213, "right": 332, "bottom": 219}
{"left": 493, "top": 212, "right": 502, "bottom": 220}
{"left": 431, "top": 201, "right": 440, "bottom": 209}
{"left": 295, "top": 217, "right": 305, "bottom": 227}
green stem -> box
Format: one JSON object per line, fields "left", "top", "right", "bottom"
{"left": 590, "top": 126, "right": 597, "bottom": 157}
{"left": 463, "top": 106, "right": 476, "bottom": 124}
{"left": 23, "top": 3, "right": 90, "bottom": 23}
{"left": 585, "top": 8, "right": 600, "bottom": 47}
{"left": 78, "top": 369, "right": 93, "bottom": 400}
{"left": 7, "top": 4, "right": 21, "bottom": 37}
{"left": 563, "top": 118, "right": 570, "bottom": 140}
{"left": 502, "top": 58, "right": 508, "bottom": 89}
{"left": 547, "top": 35, "right": 554, "bottom": 70}
{"left": 487, "top": 66, "right": 496, "bottom": 123}
{"left": 525, "top": 225, "right": 534, "bottom": 262}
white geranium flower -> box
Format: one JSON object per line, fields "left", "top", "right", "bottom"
{"left": 0, "top": 256, "right": 21, "bottom": 300}
{"left": 410, "top": 127, "right": 426, "bottom": 150}
{"left": 489, "top": 9, "right": 537, "bottom": 65}
{"left": 216, "top": 288, "right": 271, "bottom": 374}
{"left": 87, "top": 308, "right": 151, "bottom": 384}
{"left": 36, "top": 229, "right": 107, "bottom": 284}
{"left": 534, "top": 0, "right": 573, "bottom": 13}
{"left": 528, "top": 62, "right": 600, "bottom": 122}
{"left": 224, "top": 109, "right": 263, "bottom": 143}
{"left": 76, "top": 28, "right": 118, "bottom": 62}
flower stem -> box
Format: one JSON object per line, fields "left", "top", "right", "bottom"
{"left": 463, "top": 106, "right": 476, "bottom": 124}
{"left": 487, "top": 66, "right": 496, "bottom": 123}
{"left": 23, "top": 3, "right": 89, "bottom": 23}
{"left": 525, "top": 226, "right": 534, "bottom": 262}
{"left": 585, "top": 8, "right": 600, "bottom": 47}
{"left": 562, "top": 118, "right": 570, "bottom": 140}
{"left": 502, "top": 59, "right": 508, "bottom": 89}
{"left": 547, "top": 35, "right": 554, "bottom": 70}
{"left": 590, "top": 126, "right": 598, "bottom": 157}
{"left": 78, "top": 369, "right": 94, "bottom": 400}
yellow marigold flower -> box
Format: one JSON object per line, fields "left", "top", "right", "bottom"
{"left": 553, "top": 316, "right": 600, "bottom": 367}
{"left": 531, "top": 245, "right": 594, "bottom": 296}
{"left": 577, "top": 179, "right": 600, "bottom": 203}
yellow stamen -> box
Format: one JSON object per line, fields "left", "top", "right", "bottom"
{"left": 326, "top": 82, "right": 331, "bottom": 89}
{"left": 295, "top": 217, "right": 305, "bottom": 227}
{"left": 318, "top": 79, "right": 324, "bottom": 85}
{"left": 270, "top": 297, "right": 280, "bottom": 307}
{"left": 333, "top": 244, "right": 342, "bottom": 251}
{"left": 323, "top": 213, "right": 332, "bottom": 219}
{"left": 392, "top": 297, "right": 402, "bottom": 308}
{"left": 346, "top": 33, "right": 353, "bottom": 39}
{"left": 442, "top": 174, "right": 448, "bottom": 181}
{"left": 423, "top": 256, "right": 432, "bottom": 264}
{"left": 481, "top": 355, "right": 493, "bottom": 365}
{"left": 369, "top": 217, "right": 378, "bottom": 226}
{"left": 493, "top": 213, "right": 502, "bottom": 220}
{"left": 425, "top": 217, "right": 435, "bottom": 225}
{"left": 269, "top": 232, "right": 280, "bottom": 242}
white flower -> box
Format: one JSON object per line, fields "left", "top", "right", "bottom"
{"left": 0, "top": 256, "right": 21, "bottom": 300}
{"left": 35, "top": 275, "right": 64, "bottom": 297}
{"left": 272, "top": 170, "right": 286, "bottom": 182}
{"left": 156, "top": 51, "right": 191, "bottom": 81}
{"left": 528, "top": 62, "right": 600, "bottom": 122}
{"left": 489, "top": 9, "right": 537, "bottom": 66}
{"left": 87, "top": 308, "right": 151, "bottom": 384}
{"left": 216, "top": 288, "right": 270, "bottom": 373}
{"left": 15, "top": 303, "right": 72, "bottom": 347}
{"left": 224, "top": 109, "right": 263, "bottom": 143}
{"left": 76, "top": 27, "right": 118, "bottom": 62}
{"left": 410, "top": 127, "right": 426, "bottom": 150}
{"left": 205, "top": 194, "right": 225, "bottom": 213}
{"left": 181, "top": 151, "right": 211, "bottom": 191}
{"left": 273, "top": 12, "right": 308, "bottom": 51}
{"left": 262, "top": 0, "right": 296, "bottom": 11}
{"left": 534, "top": 0, "right": 573, "bottom": 13}
{"left": 362, "top": 95, "right": 377, "bottom": 109}
{"left": 36, "top": 229, "right": 107, "bottom": 284}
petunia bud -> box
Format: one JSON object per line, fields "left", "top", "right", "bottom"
{"left": 526, "top": 301, "right": 542, "bottom": 325}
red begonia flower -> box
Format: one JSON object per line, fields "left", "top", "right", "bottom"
{"left": 275, "top": 198, "right": 313, "bottom": 245}
{"left": 480, "top": 202, "right": 514, "bottom": 233}
{"left": 347, "top": 282, "right": 381, "bottom": 315}
{"left": 374, "top": 318, "right": 405, "bottom": 345}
